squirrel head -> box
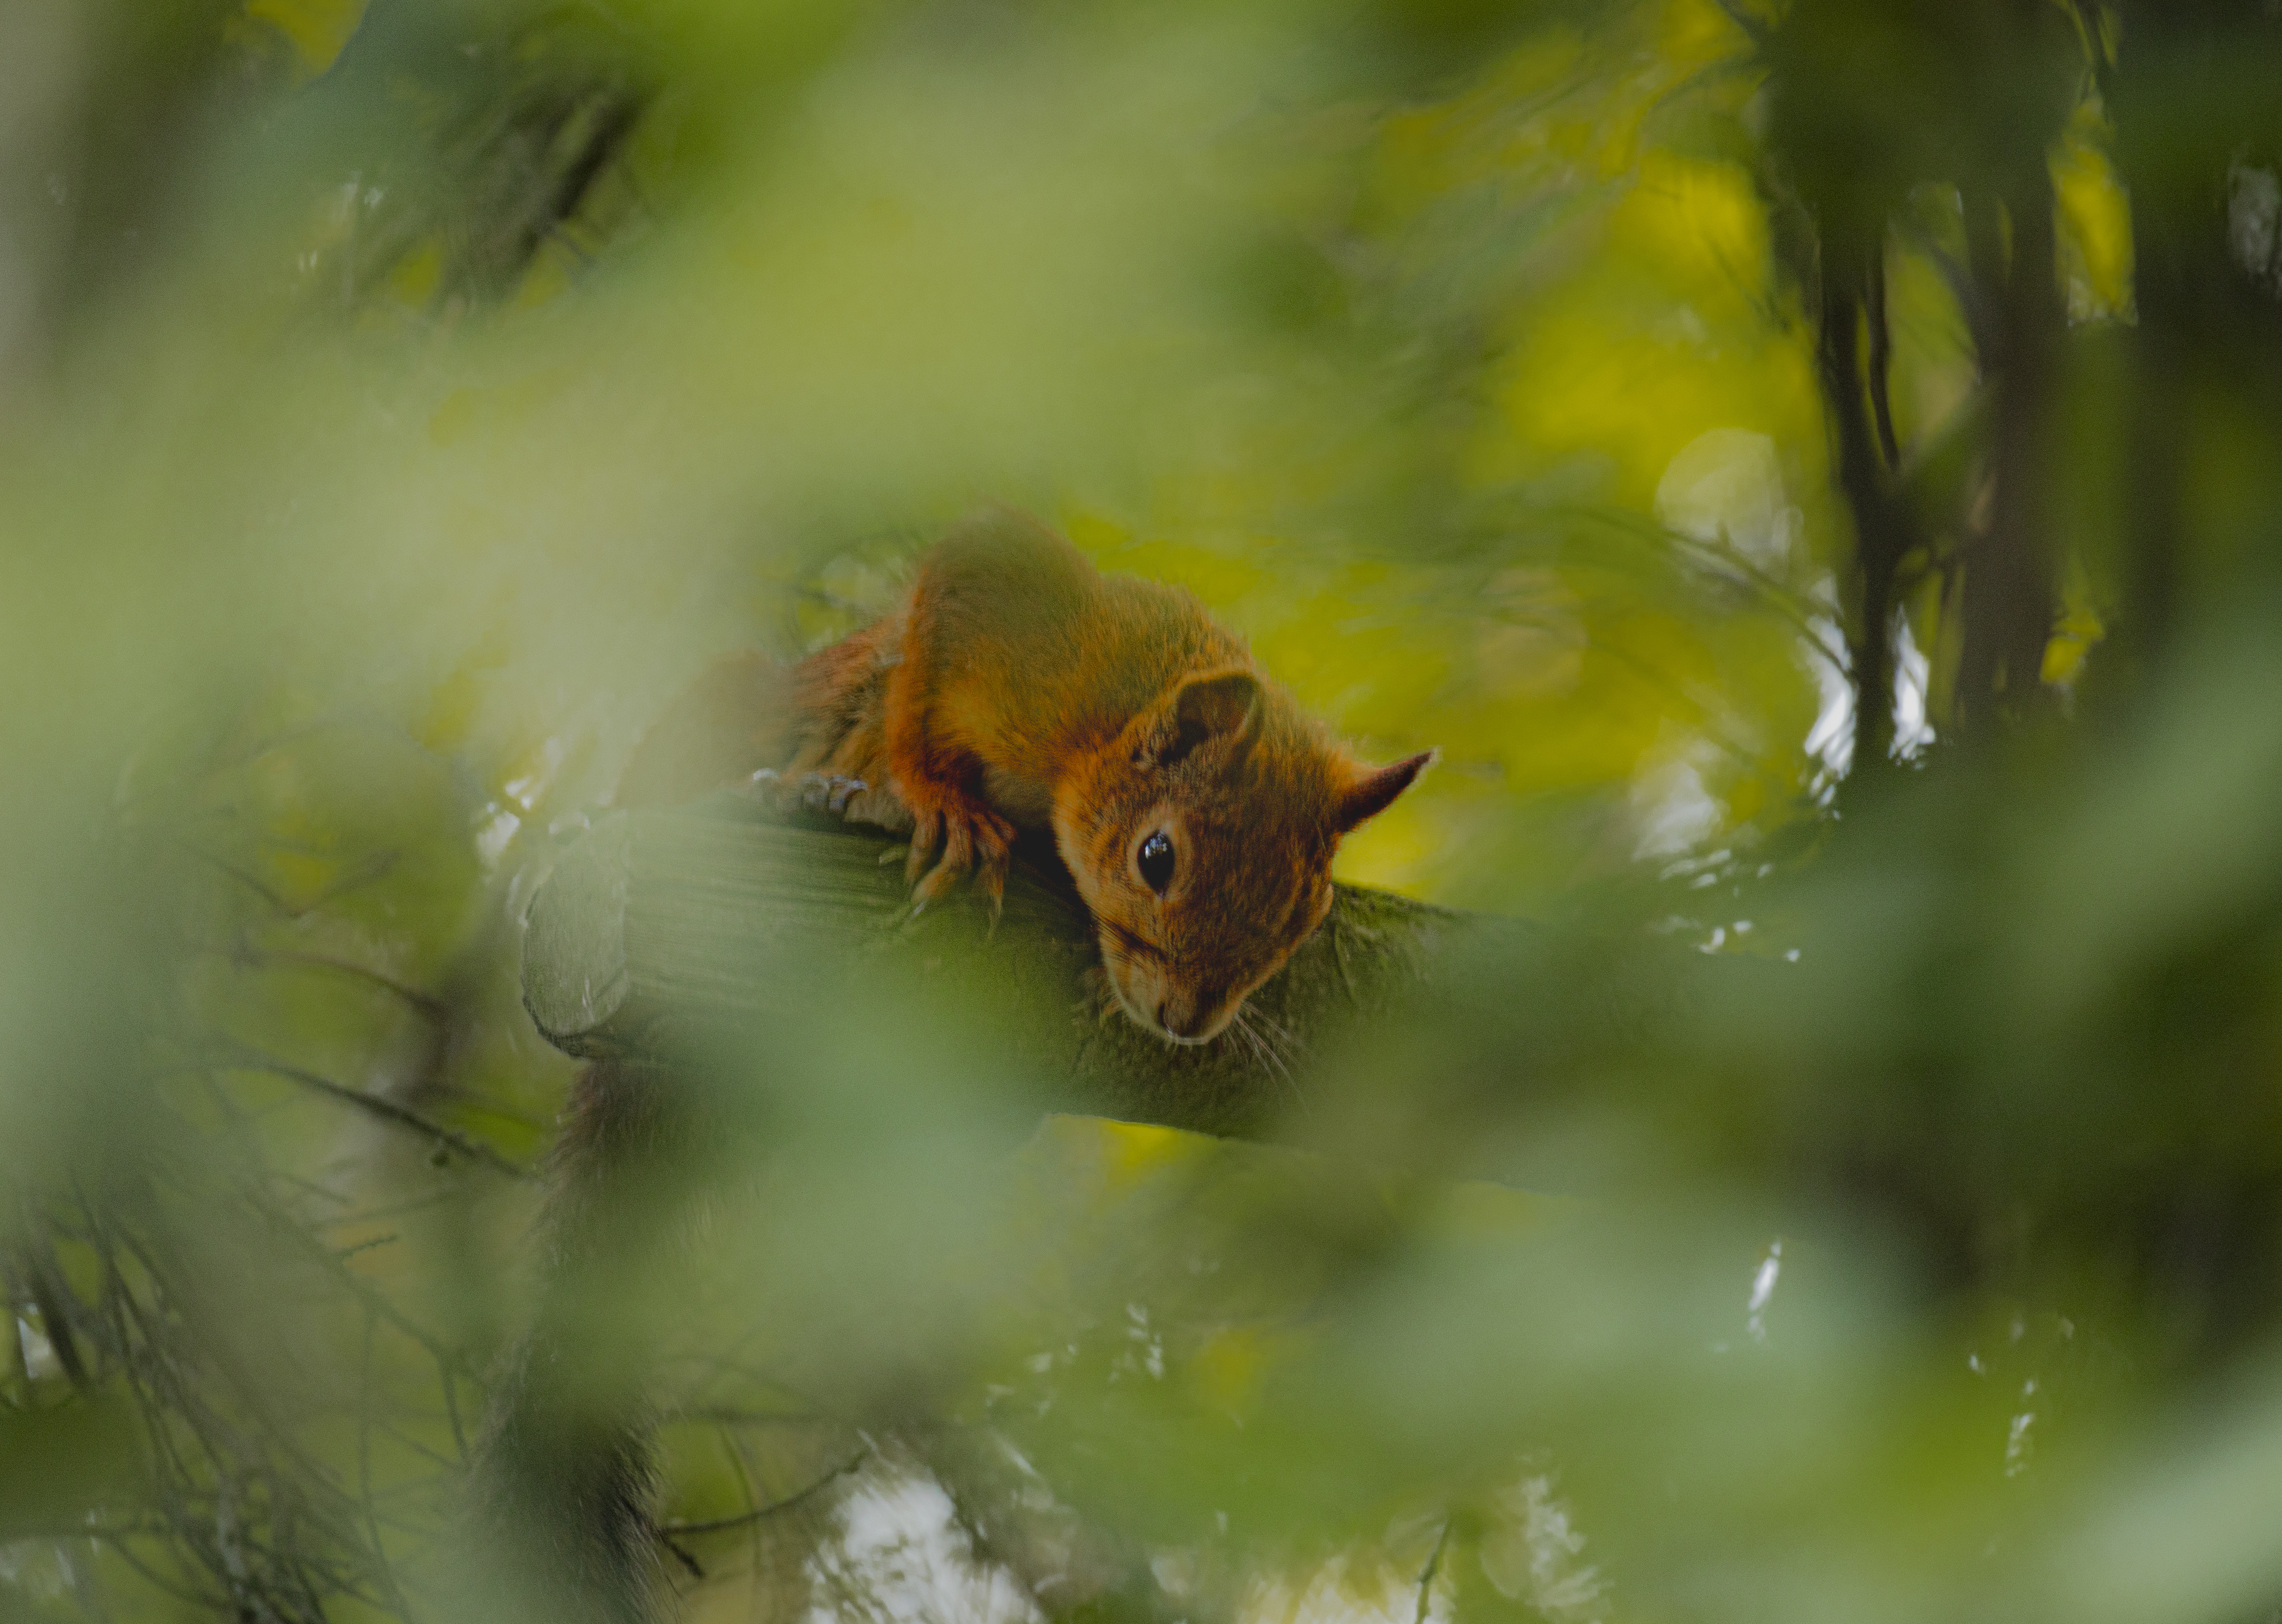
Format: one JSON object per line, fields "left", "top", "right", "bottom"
{"left": 1053, "top": 667, "right": 1433, "bottom": 1046}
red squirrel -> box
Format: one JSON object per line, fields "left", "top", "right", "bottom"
{"left": 619, "top": 508, "right": 1432, "bottom": 1045}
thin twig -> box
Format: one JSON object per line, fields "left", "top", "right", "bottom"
{"left": 231, "top": 1186, "right": 482, "bottom": 1387}
{"left": 1415, "top": 1519, "right": 1452, "bottom": 1624}
{"left": 657, "top": 1449, "right": 869, "bottom": 1537}
{"left": 17, "top": 1245, "right": 93, "bottom": 1390}
{"left": 219, "top": 942, "right": 450, "bottom": 1023}
{"left": 1866, "top": 247, "right": 1903, "bottom": 469}
{"left": 438, "top": 1361, "right": 469, "bottom": 1463}
{"left": 1587, "top": 637, "right": 1770, "bottom": 779}
{"left": 658, "top": 1531, "right": 706, "bottom": 1582}
{"left": 354, "top": 1305, "right": 417, "bottom": 1622}
{"left": 1561, "top": 505, "right": 1854, "bottom": 680}
{"left": 193, "top": 847, "right": 402, "bottom": 921}
{"left": 210, "top": 1046, "right": 531, "bottom": 1181}
{"left": 91, "top": 1531, "right": 235, "bottom": 1611}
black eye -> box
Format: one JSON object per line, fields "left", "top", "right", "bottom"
{"left": 1137, "top": 830, "right": 1176, "bottom": 894}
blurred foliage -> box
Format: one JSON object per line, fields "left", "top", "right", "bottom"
{"left": 5, "top": 0, "right": 2282, "bottom": 1621}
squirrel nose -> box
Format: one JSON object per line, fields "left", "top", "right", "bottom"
{"left": 1159, "top": 999, "right": 1210, "bottom": 1041}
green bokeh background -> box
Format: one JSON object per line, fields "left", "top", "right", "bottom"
{"left": 5, "top": 2, "right": 2282, "bottom": 1621}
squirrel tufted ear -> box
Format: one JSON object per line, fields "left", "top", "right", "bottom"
{"left": 1164, "top": 670, "right": 1262, "bottom": 763}
{"left": 1335, "top": 749, "right": 1436, "bottom": 833}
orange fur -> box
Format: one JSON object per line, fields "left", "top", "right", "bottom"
{"left": 620, "top": 508, "right": 1432, "bottom": 1044}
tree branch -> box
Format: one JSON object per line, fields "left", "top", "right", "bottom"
{"left": 520, "top": 797, "right": 1511, "bottom": 1138}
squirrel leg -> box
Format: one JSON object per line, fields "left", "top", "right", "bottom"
{"left": 903, "top": 793, "right": 1015, "bottom": 919}
{"left": 878, "top": 597, "right": 1014, "bottom": 918}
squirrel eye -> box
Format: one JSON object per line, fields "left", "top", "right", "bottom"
{"left": 1136, "top": 830, "right": 1176, "bottom": 894}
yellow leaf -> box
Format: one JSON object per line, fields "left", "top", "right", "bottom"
{"left": 243, "top": 0, "right": 368, "bottom": 76}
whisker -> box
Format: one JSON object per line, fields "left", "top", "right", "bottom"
{"left": 1230, "top": 1014, "right": 1262, "bottom": 1068}
{"left": 1240, "top": 1004, "right": 1299, "bottom": 1072}
{"left": 1084, "top": 963, "right": 1125, "bottom": 1027}
{"left": 1234, "top": 1005, "right": 1306, "bottom": 1116}
{"left": 1248, "top": 1000, "right": 1303, "bottom": 1051}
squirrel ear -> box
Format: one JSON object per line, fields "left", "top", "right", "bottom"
{"left": 1335, "top": 749, "right": 1435, "bottom": 833}
{"left": 1164, "top": 670, "right": 1262, "bottom": 764}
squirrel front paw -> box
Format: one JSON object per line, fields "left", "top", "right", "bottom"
{"left": 747, "top": 769, "right": 870, "bottom": 817}
{"left": 905, "top": 801, "right": 1016, "bottom": 921}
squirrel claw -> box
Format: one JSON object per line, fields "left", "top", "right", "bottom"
{"left": 911, "top": 817, "right": 972, "bottom": 909}
{"left": 771, "top": 771, "right": 870, "bottom": 818}
{"left": 902, "top": 802, "right": 1015, "bottom": 919}
{"left": 974, "top": 861, "right": 1007, "bottom": 936}
{"left": 909, "top": 865, "right": 966, "bottom": 919}
{"left": 905, "top": 810, "right": 945, "bottom": 887}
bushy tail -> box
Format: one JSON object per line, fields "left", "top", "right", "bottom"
{"left": 466, "top": 1058, "right": 696, "bottom": 1624}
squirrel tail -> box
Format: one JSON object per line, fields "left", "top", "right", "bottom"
{"left": 467, "top": 1057, "right": 687, "bottom": 1623}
